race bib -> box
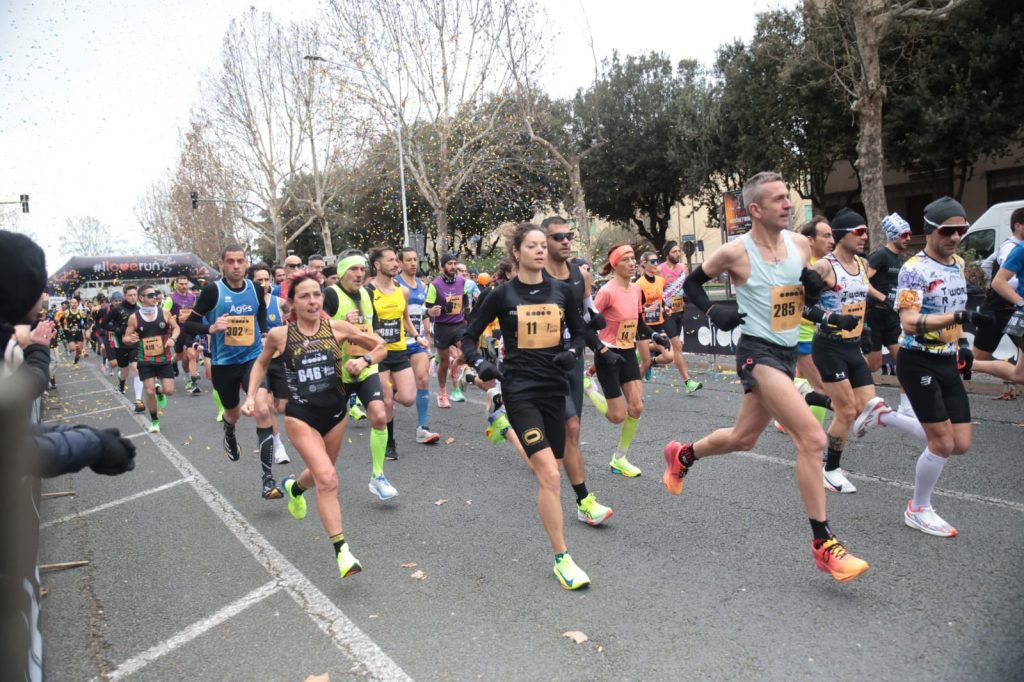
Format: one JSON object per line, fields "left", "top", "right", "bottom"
{"left": 840, "top": 301, "right": 866, "bottom": 339}
{"left": 644, "top": 303, "right": 662, "bottom": 324}
{"left": 445, "top": 293, "right": 463, "bottom": 316}
{"left": 938, "top": 323, "right": 962, "bottom": 344}
{"left": 224, "top": 316, "right": 255, "bottom": 346}
{"left": 142, "top": 336, "right": 164, "bottom": 358}
{"left": 616, "top": 319, "right": 638, "bottom": 348}
{"left": 377, "top": 318, "right": 401, "bottom": 343}
{"left": 770, "top": 285, "right": 804, "bottom": 332}
{"left": 1005, "top": 309, "right": 1024, "bottom": 338}
{"left": 178, "top": 307, "right": 193, "bottom": 322}
{"left": 670, "top": 295, "right": 685, "bottom": 314}
{"left": 516, "top": 304, "right": 561, "bottom": 349}
{"left": 344, "top": 323, "right": 375, "bottom": 357}
{"left": 295, "top": 349, "right": 338, "bottom": 398}
{"left": 409, "top": 313, "right": 424, "bottom": 334}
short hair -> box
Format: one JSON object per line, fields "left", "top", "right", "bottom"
{"left": 1011, "top": 207, "right": 1024, "bottom": 230}
{"left": 400, "top": 247, "right": 418, "bottom": 260}
{"left": 176, "top": 275, "right": 190, "bottom": 282}
{"left": 368, "top": 245, "right": 395, "bottom": 269}
{"left": 641, "top": 250, "right": 658, "bottom": 263}
{"left": 137, "top": 283, "right": 155, "bottom": 296}
{"left": 123, "top": 284, "right": 138, "bottom": 293}
{"left": 322, "top": 266, "right": 337, "bottom": 278}
{"left": 246, "top": 263, "right": 272, "bottom": 280}
{"left": 541, "top": 215, "right": 569, "bottom": 230}
{"left": 742, "top": 171, "right": 786, "bottom": 210}
{"left": 220, "top": 244, "right": 245, "bottom": 259}
{"left": 799, "top": 215, "right": 830, "bottom": 239}
{"left": 307, "top": 253, "right": 325, "bottom": 264}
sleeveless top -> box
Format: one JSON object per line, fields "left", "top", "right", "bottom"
{"left": 735, "top": 230, "right": 805, "bottom": 347}
{"left": 798, "top": 256, "right": 819, "bottom": 344}
{"left": 817, "top": 253, "right": 869, "bottom": 341}
{"left": 282, "top": 319, "right": 345, "bottom": 408}
{"left": 209, "top": 279, "right": 263, "bottom": 366}
{"left": 134, "top": 310, "right": 173, "bottom": 364}
{"left": 398, "top": 274, "right": 427, "bottom": 336}
{"left": 429, "top": 275, "right": 467, "bottom": 325}
{"left": 660, "top": 262, "right": 687, "bottom": 314}
{"left": 168, "top": 291, "right": 196, "bottom": 320}
{"left": 368, "top": 283, "right": 407, "bottom": 352}
{"left": 266, "top": 296, "right": 285, "bottom": 329}
{"left": 328, "top": 284, "right": 378, "bottom": 382}
{"left": 637, "top": 274, "right": 666, "bottom": 326}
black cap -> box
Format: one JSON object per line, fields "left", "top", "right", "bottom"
{"left": 661, "top": 241, "right": 678, "bottom": 258}
{"left": 830, "top": 208, "right": 866, "bottom": 239}
{"left": 923, "top": 196, "right": 967, "bottom": 232}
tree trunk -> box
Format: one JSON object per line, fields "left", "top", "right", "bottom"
{"left": 852, "top": 6, "right": 889, "bottom": 250}
{"left": 320, "top": 218, "right": 334, "bottom": 260}
{"left": 270, "top": 208, "right": 285, "bottom": 263}
{"left": 568, "top": 164, "right": 591, "bottom": 260}
{"left": 434, "top": 205, "right": 449, "bottom": 257}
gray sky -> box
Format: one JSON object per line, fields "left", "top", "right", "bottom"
{"left": 0, "top": 0, "right": 786, "bottom": 273}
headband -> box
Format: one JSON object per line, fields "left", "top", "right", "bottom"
{"left": 609, "top": 245, "right": 633, "bottom": 269}
{"left": 881, "top": 213, "right": 910, "bottom": 242}
{"left": 338, "top": 255, "right": 367, "bottom": 274}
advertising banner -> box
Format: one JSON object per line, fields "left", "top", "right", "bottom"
{"left": 48, "top": 253, "right": 220, "bottom": 293}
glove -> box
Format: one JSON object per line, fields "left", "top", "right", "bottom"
{"left": 552, "top": 350, "right": 578, "bottom": 371}
{"left": 473, "top": 357, "right": 503, "bottom": 382}
{"left": 652, "top": 332, "right": 671, "bottom": 348}
{"left": 885, "top": 290, "right": 897, "bottom": 309}
{"left": 827, "top": 313, "right": 861, "bottom": 332}
{"left": 587, "top": 310, "right": 606, "bottom": 331}
{"left": 965, "top": 310, "right": 996, "bottom": 328}
{"left": 91, "top": 428, "right": 137, "bottom": 476}
{"left": 596, "top": 348, "right": 624, "bottom": 368}
{"left": 957, "top": 341, "right": 974, "bottom": 380}
{"left": 708, "top": 305, "right": 746, "bottom": 331}
{"left": 800, "top": 268, "right": 826, "bottom": 305}
{"left": 860, "top": 325, "right": 874, "bottom": 355}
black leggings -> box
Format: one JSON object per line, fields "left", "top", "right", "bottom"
{"left": 503, "top": 394, "right": 567, "bottom": 459}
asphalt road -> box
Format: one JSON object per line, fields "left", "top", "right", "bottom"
{"left": 37, "top": 352, "right": 1024, "bottom": 681}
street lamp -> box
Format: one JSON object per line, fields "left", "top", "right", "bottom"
{"left": 304, "top": 54, "right": 410, "bottom": 250}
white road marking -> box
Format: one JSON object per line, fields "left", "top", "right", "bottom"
{"left": 102, "top": 581, "right": 280, "bottom": 681}
{"left": 52, "top": 388, "right": 113, "bottom": 398}
{"left": 43, "top": 405, "right": 120, "bottom": 421}
{"left": 41, "top": 478, "right": 192, "bottom": 529}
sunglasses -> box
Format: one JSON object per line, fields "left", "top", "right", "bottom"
{"left": 645, "top": 259, "right": 660, "bottom": 264}
{"left": 549, "top": 232, "right": 574, "bottom": 242}
{"left": 285, "top": 263, "right": 302, "bottom": 268}
{"left": 936, "top": 224, "right": 969, "bottom": 237}
{"left": 139, "top": 292, "right": 157, "bottom": 299}
{"left": 899, "top": 231, "right": 912, "bottom": 239}
{"left": 849, "top": 227, "right": 868, "bottom": 237}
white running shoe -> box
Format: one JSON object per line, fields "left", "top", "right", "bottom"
{"left": 904, "top": 500, "right": 957, "bottom": 537}
{"left": 416, "top": 426, "right": 440, "bottom": 444}
{"left": 369, "top": 474, "right": 398, "bottom": 501}
{"left": 823, "top": 467, "right": 857, "bottom": 493}
{"left": 853, "top": 396, "right": 891, "bottom": 438}
{"left": 274, "top": 441, "right": 291, "bottom": 464}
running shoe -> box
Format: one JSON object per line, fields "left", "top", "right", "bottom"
{"left": 337, "top": 543, "right": 362, "bottom": 578}
{"left": 368, "top": 474, "right": 398, "bottom": 501}
{"left": 156, "top": 392, "right": 167, "bottom": 409}
{"left": 662, "top": 441, "right": 692, "bottom": 495}
{"left": 437, "top": 392, "right": 451, "bottom": 408}
{"left": 349, "top": 400, "right": 366, "bottom": 421}
{"left": 823, "top": 467, "right": 857, "bottom": 494}
{"left": 684, "top": 379, "right": 703, "bottom": 393}
{"left": 485, "top": 411, "right": 510, "bottom": 445}
{"left": 450, "top": 387, "right": 466, "bottom": 402}
{"left": 852, "top": 396, "right": 890, "bottom": 438}
{"left": 643, "top": 365, "right": 654, "bottom": 381}
{"left": 262, "top": 476, "right": 283, "bottom": 500}
{"left": 274, "top": 441, "right": 291, "bottom": 464}
{"left": 215, "top": 408, "right": 224, "bottom": 423}
{"left": 904, "top": 500, "right": 957, "bottom": 537}
{"left": 609, "top": 455, "right": 641, "bottom": 477}
{"left": 223, "top": 423, "right": 241, "bottom": 461}
{"left": 577, "top": 493, "right": 613, "bottom": 526}
{"left": 553, "top": 553, "right": 591, "bottom": 590}
{"left": 190, "top": 383, "right": 202, "bottom": 395}
{"left": 134, "top": 400, "right": 146, "bottom": 413}
{"left": 416, "top": 426, "right": 440, "bottom": 444}
{"left": 457, "top": 366, "right": 475, "bottom": 392}
{"left": 385, "top": 443, "right": 398, "bottom": 461}
{"left": 280, "top": 475, "right": 307, "bottom": 520}
{"left": 812, "top": 537, "right": 869, "bottom": 583}
{"left": 184, "top": 379, "right": 194, "bottom": 392}
{"left": 793, "top": 377, "right": 813, "bottom": 396}
{"left": 147, "top": 420, "right": 160, "bottom": 434}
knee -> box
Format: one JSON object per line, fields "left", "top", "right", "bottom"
{"left": 928, "top": 437, "right": 955, "bottom": 457}
{"left": 315, "top": 469, "right": 338, "bottom": 494}
{"left": 253, "top": 401, "right": 272, "bottom": 421}
{"left": 565, "top": 420, "right": 580, "bottom": 440}
{"left": 144, "top": 385, "right": 156, "bottom": 396}
{"left": 627, "top": 401, "right": 644, "bottom": 419}
{"left": 164, "top": 385, "right": 176, "bottom": 396}
{"left": 606, "top": 409, "right": 625, "bottom": 425}
{"left": 535, "top": 464, "right": 560, "bottom": 491}
{"left": 733, "top": 430, "right": 762, "bottom": 452}
{"left": 802, "top": 428, "right": 828, "bottom": 454}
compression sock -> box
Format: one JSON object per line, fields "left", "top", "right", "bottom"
{"left": 119, "top": 378, "right": 126, "bottom": 393}
{"left": 616, "top": 415, "right": 640, "bottom": 456}
{"left": 912, "top": 448, "right": 948, "bottom": 510}
{"left": 386, "top": 419, "right": 395, "bottom": 447}
{"left": 810, "top": 405, "right": 827, "bottom": 426}
{"left": 415, "top": 388, "right": 430, "bottom": 427}
{"left": 257, "top": 426, "right": 274, "bottom": 477}
{"left": 370, "top": 427, "right": 388, "bottom": 477}
{"left": 572, "top": 482, "right": 590, "bottom": 506}
{"left": 805, "top": 391, "right": 832, "bottom": 411}
{"left": 133, "top": 375, "right": 144, "bottom": 401}
{"left": 191, "top": 374, "right": 200, "bottom": 387}
{"left": 584, "top": 382, "right": 608, "bottom": 415}
{"left": 330, "top": 532, "right": 346, "bottom": 556}
{"left": 809, "top": 518, "right": 834, "bottom": 543}
{"left": 878, "top": 410, "right": 927, "bottom": 443}
{"left": 292, "top": 479, "right": 307, "bottom": 496}
{"left": 212, "top": 389, "right": 224, "bottom": 413}
{"left": 149, "top": 411, "right": 158, "bottom": 422}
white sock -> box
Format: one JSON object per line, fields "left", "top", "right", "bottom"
{"left": 273, "top": 433, "right": 283, "bottom": 449}
{"left": 899, "top": 393, "right": 912, "bottom": 410}
{"left": 133, "top": 375, "right": 144, "bottom": 401}
{"left": 912, "top": 448, "right": 948, "bottom": 509}
{"left": 878, "top": 410, "right": 927, "bottom": 443}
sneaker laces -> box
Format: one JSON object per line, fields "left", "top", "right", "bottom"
{"left": 821, "top": 538, "right": 847, "bottom": 560}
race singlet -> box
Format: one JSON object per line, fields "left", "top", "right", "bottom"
{"left": 770, "top": 285, "right": 804, "bottom": 332}
{"left": 517, "top": 303, "right": 561, "bottom": 349}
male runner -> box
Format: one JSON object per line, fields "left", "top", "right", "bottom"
{"left": 397, "top": 247, "right": 441, "bottom": 444}
{"left": 425, "top": 254, "right": 469, "bottom": 406}
{"left": 972, "top": 207, "right": 1024, "bottom": 376}
{"left": 866, "top": 212, "right": 914, "bottom": 412}
{"left": 636, "top": 251, "right": 676, "bottom": 379}
{"left": 100, "top": 286, "right": 146, "bottom": 412}
{"left": 124, "top": 284, "right": 179, "bottom": 433}
{"left": 663, "top": 171, "right": 869, "bottom": 583}
{"left": 657, "top": 242, "right": 702, "bottom": 392}
{"left": 249, "top": 263, "right": 291, "bottom": 464}
{"left": 165, "top": 275, "right": 202, "bottom": 394}
{"left": 61, "top": 297, "right": 87, "bottom": 367}
{"left": 971, "top": 242, "right": 1024, "bottom": 385}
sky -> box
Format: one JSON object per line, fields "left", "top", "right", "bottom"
{"left": 0, "top": 0, "right": 788, "bottom": 273}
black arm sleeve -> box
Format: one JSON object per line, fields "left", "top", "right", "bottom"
{"left": 682, "top": 265, "right": 714, "bottom": 313}
{"left": 255, "top": 284, "right": 268, "bottom": 334}
{"left": 323, "top": 287, "right": 340, "bottom": 318}
{"left": 802, "top": 305, "right": 828, "bottom": 324}
{"left": 460, "top": 286, "right": 503, "bottom": 368}
{"left": 185, "top": 284, "right": 220, "bottom": 335}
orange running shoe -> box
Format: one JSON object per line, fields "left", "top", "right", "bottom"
{"left": 812, "top": 537, "right": 869, "bottom": 583}
{"left": 662, "top": 441, "right": 691, "bottom": 496}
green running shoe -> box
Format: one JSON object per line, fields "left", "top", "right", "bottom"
{"left": 685, "top": 379, "right": 703, "bottom": 393}
{"left": 450, "top": 387, "right": 466, "bottom": 402}
{"left": 577, "top": 493, "right": 613, "bottom": 526}
{"left": 349, "top": 400, "right": 366, "bottom": 421}
{"left": 609, "top": 455, "right": 642, "bottom": 477}
{"left": 215, "top": 409, "right": 224, "bottom": 423}
{"left": 337, "top": 543, "right": 362, "bottom": 578}
{"left": 157, "top": 392, "right": 168, "bottom": 409}
{"left": 147, "top": 420, "right": 160, "bottom": 434}
{"left": 281, "top": 475, "right": 307, "bottom": 520}
{"left": 485, "top": 412, "right": 510, "bottom": 445}
{"left": 553, "top": 552, "right": 590, "bottom": 590}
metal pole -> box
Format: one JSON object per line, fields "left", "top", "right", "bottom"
{"left": 397, "top": 117, "right": 410, "bottom": 249}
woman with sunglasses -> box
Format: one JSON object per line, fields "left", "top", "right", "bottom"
{"left": 635, "top": 251, "right": 675, "bottom": 380}
{"left": 886, "top": 197, "right": 997, "bottom": 537}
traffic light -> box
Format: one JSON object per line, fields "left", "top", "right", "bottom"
{"left": 19, "top": 194, "right": 29, "bottom": 213}
{"left": 190, "top": 191, "right": 199, "bottom": 210}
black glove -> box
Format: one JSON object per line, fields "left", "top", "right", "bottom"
{"left": 957, "top": 341, "right": 974, "bottom": 380}
{"left": 596, "top": 348, "right": 624, "bottom": 368}
{"left": 964, "top": 310, "right": 996, "bottom": 328}
{"left": 552, "top": 350, "right": 578, "bottom": 371}
{"left": 587, "top": 310, "right": 606, "bottom": 331}
{"left": 473, "top": 357, "right": 503, "bottom": 382}
{"left": 884, "top": 290, "right": 897, "bottom": 309}
{"left": 860, "top": 325, "right": 874, "bottom": 355}
{"left": 800, "top": 268, "right": 826, "bottom": 305}
{"left": 652, "top": 332, "right": 671, "bottom": 348}
{"left": 708, "top": 305, "right": 746, "bottom": 331}
{"left": 827, "top": 313, "right": 861, "bottom": 332}
{"left": 91, "top": 428, "right": 137, "bottom": 476}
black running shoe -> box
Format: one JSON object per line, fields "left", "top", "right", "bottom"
{"left": 385, "top": 443, "right": 399, "bottom": 461}
{"left": 262, "top": 476, "right": 282, "bottom": 499}
{"left": 223, "top": 423, "right": 241, "bottom": 461}
{"left": 134, "top": 400, "right": 146, "bottom": 413}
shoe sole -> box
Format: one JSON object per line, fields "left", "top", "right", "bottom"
{"left": 904, "top": 512, "right": 957, "bottom": 537}
{"left": 815, "top": 560, "right": 869, "bottom": 583}
{"left": 823, "top": 479, "right": 856, "bottom": 494}
{"left": 609, "top": 466, "right": 641, "bottom": 477}
{"left": 853, "top": 398, "right": 887, "bottom": 438}
{"left": 553, "top": 568, "right": 591, "bottom": 590}
{"left": 416, "top": 435, "right": 441, "bottom": 444}
{"left": 577, "top": 509, "right": 613, "bottom": 526}
{"left": 262, "top": 489, "right": 283, "bottom": 500}
{"left": 369, "top": 484, "right": 397, "bottom": 501}
{"left": 340, "top": 563, "right": 362, "bottom": 578}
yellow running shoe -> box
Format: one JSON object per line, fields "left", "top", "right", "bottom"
{"left": 609, "top": 455, "right": 641, "bottom": 477}
{"left": 337, "top": 543, "right": 362, "bottom": 578}
{"left": 577, "top": 493, "right": 613, "bottom": 526}
{"left": 553, "top": 552, "right": 590, "bottom": 590}
{"left": 281, "top": 475, "right": 307, "bottom": 520}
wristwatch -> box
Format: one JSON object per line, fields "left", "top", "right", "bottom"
{"left": 362, "top": 353, "right": 374, "bottom": 365}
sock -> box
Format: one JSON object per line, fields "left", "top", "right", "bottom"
{"left": 74, "top": 351, "right": 80, "bottom": 364}
{"left": 415, "top": 388, "right": 430, "bottom": 428}
{"left": 677, "top": 442, "right": 697, "bottom": 467}
{"left": 810, "top": 405, "right": 827, "bottom": 426}
{"left": 212, "top": 389, "right": 224, "bottom": 413}
{"left": 257, "top": 426, "right": 274, "bottom": 477}
{"left": 805, "top": 391, "right": 832, "bottom": 411}
{"left": 150, "top": 411, "right": 158, "bottom": 421}
{"left": 616, "top": 415, "right": 640, "bottom": 456}
{"left": 554, "top": 551, "right": 567, "bottom": 562}
{"left": 809, "top": 518, "right": 833, "bottom": 543}
{"left": 386, "top": 419, "right": 394, "bottom": 447}
{"left": 330, "top": 532, "right": 345, "bottom": 556}
{"left": 878, "top": 410, "right": 927, "bottom": 443}
{"left": 273, "top": 433, "right": 283, "bottom": 448}
{"left": 899, "top": 392, "right": 912, "bottom": 411}
{"left": 133, "top": 375, "right": 144, "bottom": 401}
{"left": 912, "top": 448, "right": 948, "bottom": 509}
{"left": 191, "top": 374, "right": 200, "bottom": 386}
{"left": 585, "top": 384, "right": 608, "bottom": 415}
{"left": 292, "top": 479, "right": 307, "bottom": 496}
{"left": 119, "top": 378, "right": 126, "bottom": 393}
{"left": 370, "top": 427, "right": 388, "bottom": 477}
{"left": 824, "top": 447, "right": 843, "bottom": 471}
{"left": 572, "top": 482, "right": 589, "bottom": 505}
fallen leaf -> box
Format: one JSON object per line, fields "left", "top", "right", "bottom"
{"left": 465, "top": 500, "right": 472, "bottom": 505}
{"left": 303, "top": 675, "right": 330, "bottom": 682}
{"left": 410, "top": 570, "right": 427, "bottom": 580}
{"left": 444, "top": 436, "right": 455, "bottom": 444}
{"left": 400, "top": 562, "right": 417, "bottom": 568}
{"left": 562, "top": 630, "right": 588, "bottom": 644}
{"left": 434, "top": 499, "right": 448, "bottom": 506}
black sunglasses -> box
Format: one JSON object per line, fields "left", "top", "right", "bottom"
{"left": 285, "top": 262, "right": 302, "bottom": 268}
{"left": 139, "top": 292, "right": 157, "bottom": 299}
{"left": 549, "top": 231, "right": 574, "bottom": 242}
{"left": 936, "top": 224, "right": 968, "bottom": 237}
{"left": 645, "top": 258, "right": 660, "bottom": 264}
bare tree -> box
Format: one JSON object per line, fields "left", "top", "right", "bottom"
{"left": 806, "top": 0, "right": 968, "bottom": 245}
{"left": 327, "top": 0, "right": 522, "bottom": 253}
{"left": 134, "top": 181, "right": 178, "bottom": 253}
{"left": 59, "top": 216, "right": 114, "bottom": 257}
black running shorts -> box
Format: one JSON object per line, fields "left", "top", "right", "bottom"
{"left": 972, "top": 307, "right": 1014, "bottom": 354}
{"left": 594, "top": 347, "right": 642, "bottom": 400}
{"left": 344, "top": 372, "right": 385, "bottom": 406}
{"left": 138, "top": 363, "right": 175, "bottom": 381}
{"left": 378, "top": 350, "right": 412, "bottom": 374}
{"left": 211, "top": 360, "right": 265, "bottom": 410}
{"left": 432, "top": 322, "right": 465, "bottom": 350}
{"left": 736, "top": 335, "right": 796, "bottom": 394}
{"left": 896, "top": 349, "right": 970, "bottom": 424}
{"left": 865, "top": 307, "right": 902, "bottom": 352}
{"left": 504, "top": 394, "right": 566, "bottom": 459}
{"left": 812, "top": 335, "right": 875, "bottom": 388}
{"left": 285, "top": 397, "right": 346, "bottom": 437}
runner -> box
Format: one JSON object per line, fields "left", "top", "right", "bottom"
{"left": 164, "top": 275, "right": 202, "bottom": 395}
{"left": 243, "top": 270, "right": 383, "bottom": 578}
{"left": 366, "top": 246, "right": 421, "bottom": 461}
{"left": 123, "top": 284, "right": 179, "bottom": 433}
{"left": 663, "top": 171, "right": 869, "bottom": 583}
{"left": 61, "top": 297, "right": 87, "bottom": 368}
{"left": 891, "top": 197, "right": 996, "bottom": 537}
{"left": 593, "top": 243, "right": 649, "bottom": 478}
{"left": 323, "top": 253, "right": 398, "bottom": 501}
{"left": 657, "top": 241, "right": 702, "bottom": 393}
{"left": 970, "top": 240, "right": 1024, "bottom": 385}
{"left": 794, "top": 217, "right": 835, "bottom": 424}
{"left": 99, "top": 286, "right": 146, "bottom": 413}
{"left": 248, "top": 263, "right": 291, "bottom": 465}
{"left": 185, "top": 245, "right": 282, "bottom": 500}
{"left": 397, "top": 247, "right": 441, "bottom": 444}
{"left": 424, "top": 254, "right": 468, "bottom": 406}
{"left": 972, "top": 207, "right": 1024, "bottom": 384}
{"left": 636, "top": 251, "right": 676, "bottom": 380}
{"left": 542, "top": 216, "right": 613, "bottom": 526}
{"left": 461, "top": 222, "right": 597, "bottom": 589}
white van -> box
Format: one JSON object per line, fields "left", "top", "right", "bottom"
{"left": 959, "top": 200, "right": 1024, "bottom": 261}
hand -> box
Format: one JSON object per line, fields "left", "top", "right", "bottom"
{"left": 652, "top": 332, "right": 671, "bottom": 348}
{"left": 957, "top": 343, "right": 974, "bottom": 379}
{"left": 91, "top": 428, "right": 137, "bottom": 476}
{"left": 241, "top": 398, "right": 256, "bottom": 416}
{"left": 345, "top": 358, "right": 366, "bottom": 376}
{"left": 860, "top": 326, "right": 874, "bottom": 355}
{"left": 596, "top": 348, "right": 624, "bottom": 367}
{"left": 209, "top": 315, "right": 230, "bottom": 333}
{"left": 123, "top": 333, "right": 139, "bottom": 344}
{"left": 588, "top": 310, "right": 606, "bottom": 331}
{"left": 427, "top": 305, "right": 442, "bottom": 318}
{"left": 345, "top": 311, "right": 361, "bottom": 324}
{"left": 708, "top": 305, "right": 746, "bottom": 331}
{"left": 165, "top": 337, "right": 176, "bottom": 349}
{"left": 552, "top": 350, "right": 577, "bottom": 371}
{"left": 28, "top": 319, "right": 57, "bottom": 346}
{"left": 885, "top": 290, "right": 897, "bottom": 308}
{"left": 474, "top": 358, "right": 503, "bottom": 382}
{"left": 965, "top": 310, "right": 996, "bottom": 328}
{"left": 827, "top": 313, "right": 861, "bottom": 332}
{"left": 800, "top": 268, "right": 826, "bottom": 305}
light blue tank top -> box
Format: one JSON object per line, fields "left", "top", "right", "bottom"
{"left": 266, "top": 296, "right": 285, "bottom": 329}
{"left": 398, "top": 274, "right": 427, "bottom": 335}
{"left": 210, "top": 279, "right": 263, "bottom": 365}
{"left": 736, "top": 230, "right": 804, "bottom": 347}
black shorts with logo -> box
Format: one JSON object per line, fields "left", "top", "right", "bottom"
{"left": 661, "top": 311, "right": 685, "bottom": 339}
{"left": 865, "top": 306, "right": 902, "bottom": 351}
{"left": 896, "top": 349, "right": 970, "bottom": 424}
{"left": 504, "top": 393, "right": 566, "bottom": 459}
{"left": 378, "top": 350, "right": 412, "bottom": 373}
{"left": 138, "top": 363, "right": 175, "bottom": 381}
{"left": 267, "top": 356, "right": 289, "bottom": 401}
{"left": 595, "top": 346, "right": 642, "bottom": 400}
{"left": 344, "top": 372, "right": 385, "bottom": 406}
{"left": 432, "top": 322, "right": 465, "bottom": 350}
{"left": 115, "top": 344, "right": 138, "bottom": 369}
{"left": 811, "top": 334, "right": 874, "bottom": 388}
{"left": 285, "top": 396, "right": 346, "bottom": 437}
{"left": 736, "top": 335, "right": 796, "bottom": 394}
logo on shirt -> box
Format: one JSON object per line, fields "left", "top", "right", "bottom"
{"left": 228, "top": 304, "right": 255, "bottom": 315}
{"left": 920, "top": 375, "right": 932, "bottom": 386}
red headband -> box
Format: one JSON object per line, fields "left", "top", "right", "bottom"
{"left": 609, "top": 245, "right": 632, "bottom": 268}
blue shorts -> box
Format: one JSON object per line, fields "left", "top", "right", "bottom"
{"left": 406, "top": 341, "right": 428, "bottom": 356}
{"left": 797, "top": 340, "right": 813, "bottom": 356}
